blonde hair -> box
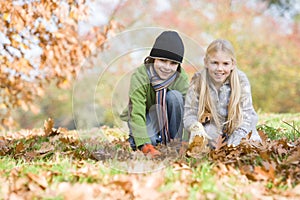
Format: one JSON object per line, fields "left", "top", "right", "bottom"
{"left": 197, "top": 39, "right": 242, "bottom": 135}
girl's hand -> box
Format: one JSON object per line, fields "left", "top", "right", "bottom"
{"left": 227, "top": 129, "right": 247, "bottom": 147}
{"left": 189, "top": 122, "right": 212, "bottom": 144}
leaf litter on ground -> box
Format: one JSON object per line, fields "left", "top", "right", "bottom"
{"left": 0, "top": 118, "right": 299, "bottom": 199}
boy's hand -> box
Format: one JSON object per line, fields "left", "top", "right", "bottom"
{"left": 141, "top": 144, "right": 161, "bottom": 158}
{"left": 189, "top": 122, "right": 211, "bottom": 144}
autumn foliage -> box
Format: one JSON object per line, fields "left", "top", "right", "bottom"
{"left": 0, "top": 0, "right": 117, "bottom": 129}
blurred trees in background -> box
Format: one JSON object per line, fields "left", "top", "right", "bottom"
{"left": 2, "top": 0, "right": 299, "bottom": 129}
{"left": 0, "top": 0, "right": 118, "bottom": 129}
{"left": 106, "top": 0, "right": 300, "bottom": 113}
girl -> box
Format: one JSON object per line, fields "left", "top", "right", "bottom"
{"left": 120, "top": 31, "right": 189, "bottom": 157}
{"left": 184, "top": 39, "right": 261, "bottom": 148}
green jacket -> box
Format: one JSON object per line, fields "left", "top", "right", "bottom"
{"left": 120, "top": 64, "right": 189, "bottom": 147}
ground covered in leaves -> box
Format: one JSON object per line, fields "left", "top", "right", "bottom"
{"left": 0, "top": 118, "right": 300, "bottom": 199}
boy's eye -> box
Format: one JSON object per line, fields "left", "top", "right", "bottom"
{"left": 158, "top": 59, "right": 177, "bottom": 65}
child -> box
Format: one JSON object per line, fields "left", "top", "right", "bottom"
{"left": 120, "top": 31, "right": 189, "bottom": 157}
{"left": 184, "top": 39, "right": 261, "bottom": 148}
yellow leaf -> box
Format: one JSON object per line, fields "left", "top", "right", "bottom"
{"left": 0, "top": 103, "right": 7, "bottom": 109}
{"left": 20, "top": 43, "right": 28, "bottom": 50}
{"left": 69, "top": 10, "right": 78, "bottom": 20}
{"left": 3, "top": 13, "right": 10, "bottom": 21}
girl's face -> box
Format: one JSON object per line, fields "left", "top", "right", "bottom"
{"left": 205, "top": 51, "right": 235, "bottom": 88}
{"left": 153, "top": 58, "right": 179, "bottom": 80}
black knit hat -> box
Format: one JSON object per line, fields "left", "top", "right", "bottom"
{"left": 149, "top": 31, "right": 184, "bottom": 63}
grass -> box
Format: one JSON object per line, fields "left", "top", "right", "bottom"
{"left": 258, "top": 112, "right": 300, "bottom": 140}
{"left": 0, "top": 157, "right": 16, "bottom": 176}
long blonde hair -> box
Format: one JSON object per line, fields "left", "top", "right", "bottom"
{"left": 197, "top": 39, "right": 242, "bottom": 135}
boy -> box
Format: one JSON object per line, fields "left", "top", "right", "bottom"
{"left": 120, "top": 31, "right": 189, "bottom": 157}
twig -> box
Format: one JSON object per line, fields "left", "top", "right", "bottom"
{"left": 282, "top": 120, "right": 300, "bottom": 134}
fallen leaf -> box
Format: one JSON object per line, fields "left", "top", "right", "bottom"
{"left": 44, "top": 118, "right": 54, "bottom": 136}
{"left": 186, "top": 135, "right": 209, "bottom": 158}
{"left": 258, "top": 130, "right": 268, "bottom": 143}
{"left": 285, "top": 147, "right": 300, "bottom": 165}
{"left": 15, "top": 142, "right": 25, "bottom": 154}
{"left": 27, "top": 172, "right": 48, "bottom": 189}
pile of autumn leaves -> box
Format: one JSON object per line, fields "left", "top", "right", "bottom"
{"left": 0, "top": 118, "right": 300, "bottom": 199}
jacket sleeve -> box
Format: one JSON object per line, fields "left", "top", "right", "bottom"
{"left": 128, "top": 71, "right": 152, "bottom": 147}
{"left": 183, "top": 73, "right": 201, "bottom": 132}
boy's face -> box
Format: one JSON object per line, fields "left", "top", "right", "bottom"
{"left": 153, "top": 58, "right": 179, "bottom": 80}
{"left": 205, "top": 51, "right": 235, "bottom": 88}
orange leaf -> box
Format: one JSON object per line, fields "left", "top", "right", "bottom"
{"left": 253, "top": 166, "right": 272, "bottom": 181}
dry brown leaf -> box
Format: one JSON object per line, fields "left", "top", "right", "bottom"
{"left": 186, "top": 135, "right": 209, "bottom": 158}
{"left": 44, "top": 118, "right": 54, "bottom": 136}
{"left": 245, "top": 131, "right": 252, "bottom": 140}
{"left": 258, "top": 129, "right": 268, "bottom": 143}
{"left": 200, "top": 112, "right": 211, "bottom": 124}
{"left": 0, "top": 139, "right": 9, "bottom": 156}
{"left": 27, "top": 172, "right": 49, "bottom": 190}
{"left": 15, "top": 142, "right": 25, "bottom": 154}
{"left": 36, "top": 142, "right": 54, "bottom": 154}
{"left": 259, "top": 149, "right": 270, "bottom": 161}
{"left": 110, "top": 180, "right": 133, "bottom": 195}
{"left": 24, "top": 151, "right": 38, "bottom": 161}
{"left": 214, "top": 135, "right": 227, "bottom": 151}
{"left": 253, "top": 166, "right": 274, "bottom": 181}
{"left": 285, "top": 147, "right": 300, "bottom": 165}
{"left": 172, "top": 161, "right": 191, "bottom": 172}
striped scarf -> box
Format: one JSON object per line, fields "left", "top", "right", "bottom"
{"left": 147, "top": 65, "right": 178, "bottom": 145}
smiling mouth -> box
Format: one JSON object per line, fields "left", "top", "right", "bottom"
{"left": 215, "top": 73, "right": 224, "bottom": 77}
{"left": 160, "top": 69, "right": 172, "bottom": 74}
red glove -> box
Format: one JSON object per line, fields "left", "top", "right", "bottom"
{"left": 141, "top": 144, "right": 161, "bottom": 158}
